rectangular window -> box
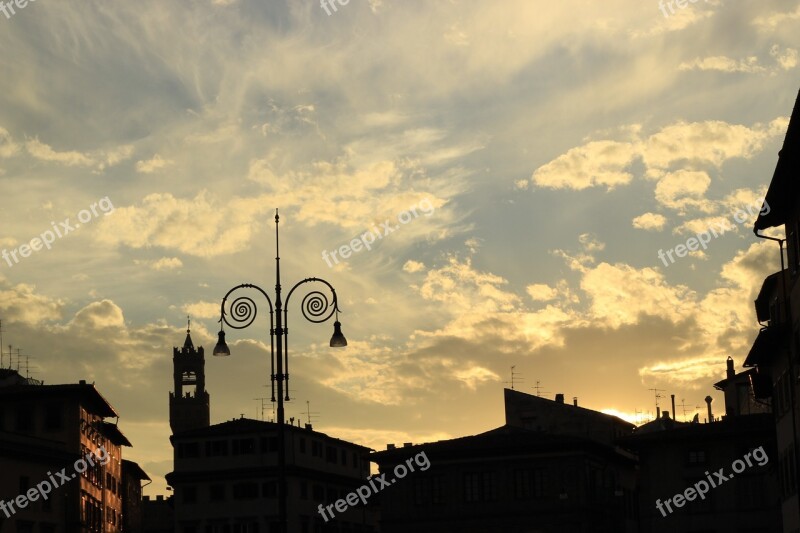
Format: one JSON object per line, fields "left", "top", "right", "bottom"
{"left": 413, "top": 478, "right": 430, "bottom": 505}
{"left": 262, "top": 480, "right": 277, "bottom": 499}
{"left": 687, "top": 450, "right": 707, "bottom": 465}
{"left": 299, "top": 438, "right": 306, "bottom": 453}
{"left": 233, "top": 482, "right": 259, "bottom": 500}
{"left": 15, "top": 407, "right": 33, "bottom": 432}
{"left": 44, "top": 404, "right": 62, "bottom": 431}
{"left": 183, "top": 486, "right": 198, "bottom": 504}
{"left": 210, "top": 484, "right": 225, "bottom": 501}
{"left": 233, "top": 438, "right": 256, "bottom": 455}
{"left": 431, "top": 475, "right": 444, "bottom": 504}
{"left": 206, "top": 440, "right": 228, "bottom": 457}
{"left": 326, "top": 446, "right": 337, "bottom": 463}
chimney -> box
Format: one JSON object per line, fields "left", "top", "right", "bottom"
{"left": 304, "top": 423, "right": 313, "bottom": 430}
{"left": 656, "top": 406, "right": 660, "bottom": 419}
{"left": 79, "top": 380, "right": 86, "bottom": 385}
{"left": 387, "top": 443, "right": 396, "bottom": 450}
{"left": 671, "top": 394, "right": 676, "bottom": 419}
{"left": 573, "top": 397, "right": 578, "bottom": 407}
{"left": 726, "top": 356, "right": 735, "bottom": 379}
{"left": 705, "top": 396, "right": 713, "bottom": 423}
{"left": 555, "top": 393, "right": 564, "bottom": 404}
{"left": 403, "top": 442, "right": 412, "bottom": 448}
{"left": 662, "top": 410, "right": 670, "bottom": 419}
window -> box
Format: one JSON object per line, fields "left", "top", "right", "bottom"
{"left": 341, "top": 449, "right": 347, "bottom": 465}
{"left": 233, "top": 438, "right": 256, "bottom": 455}
{"left": 464, "top": 473, "right": 481, "bottom": 502}
{"left": 312, "top": 441, "right": 323, "bottom": 457}
{"left": 15, "top": 407, "right": 33, "bottom": 432}
{"left": 514, "top": 469, "right": 530, "bottom": 499}
{"left": 261, "top": 437, "right": 278, "bottom": 453}
{"left": 44, "top": 404, "right": 62, "bottom": 431}
{"left": 263, "top": 480, "right": 277, "bottom": 498}
{"left": 312, "top": 484, "right": 324, "bottom": 500}
{"left": 413, "top": 478, "right": 430, "bottom": 505}
{"left": 179, "top": 442, "right": 200, "bottom": 458}
{"left": 182, "top": 486, "right": 198, "bottom": 504}
{"left": 464, "top": 472, "right": 496, "bottom": 502}
{"left": 300, "top": 438, "right": 306, "bottom": 454}
{"left": 233, "top": 482, "right": 259, "bottom": 500}
{"left": 210, "top": 484, "right": 225, "bottom": 501}
{"left": 431, "top": 475, "right": 444, "bottom": 504}
{"left": 300, "top": 481, "right": 308, "bottom": 500}
{"left": 326, "top": 446, "right": 338, "bottom": 463}
{"left": 19, "top": 476, "right": 29, "bottom": 494}
{"left": 780, "top": 446, "right": 797, "bottom": 499}
{"left": 206, "top": 440, "right": 228, "bottom": 457}
{"left": 687, "top": 450, "right": 707, "bottom": 465}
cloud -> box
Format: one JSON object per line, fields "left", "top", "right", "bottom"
{"left": 95, "top": 191, "right": 271, "bottom": 258}
{"left": 25, "top": 138, "right": 96, "bottom": 167}
{"left": 678, "top": 56, "right": 765, "bottom": 73}
{"left": 135, "top": 154, "right": 173, "bottom": 174}
{"left": 0, "top": 280, "right": 64, "bottom": 326}
{"left": 654, "top": 170, "right": 712, "bottom": 212}
{"left": 134, "top": 257, "right": 183, "bottom": 271}
{"left": 403, "top": 260, "right": 425, "bottom": 273}
{"left": 0, "top": 127, "right": 20, "bottom": 158}
{"left": 182, "top": 301, "right": 220, "bottom": 320}
{"left": 526, "top": 283, "right": 557, "bottom": 302}
{"left": 529, "top": 117, "right": 786, "bottom": 191}
{"left": 531, "top": 140, "right": 637, "bottom": 190}
{"left": 632, "top": 213, "right": 667, "bottom": 231}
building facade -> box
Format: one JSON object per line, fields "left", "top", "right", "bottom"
{"left": 747, "top": 86, "right": 800, "bottom": 532}
{"left": 166, "top": 418, "right": 376, "bottom": 533}
{"left": 0, "top": 372, "right": 147, "bottom": 532}
{"left": 371, "top": 388, "right": 639, "bottom": 533}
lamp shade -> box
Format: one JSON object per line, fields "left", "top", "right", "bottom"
{"left": 329, "top": 321, "right": 347, "bottom": 348}
{"left": 213, "top": 330, "right": 231, "bottom": 356}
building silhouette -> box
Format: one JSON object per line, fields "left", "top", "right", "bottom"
{"left": 170, "top": 324, "right": 210, "bottom": 436}
{"left": 165, "top": 329, "right": 377, "bottom": 532}
{"left": 0, "top": 369, "right": 148, "bottom": 532}
{"left": 621, "top": 358, "right": 780, "bottom": 532}
{"left": 371, "top": 388, "right": 639, "bottom": 533}
{"left": 746, "top": 86, "right": 800, "bottom": 532}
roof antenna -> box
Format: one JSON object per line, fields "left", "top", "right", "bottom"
{"left": 504, "top": 365, "right": 524, "bottom": 390}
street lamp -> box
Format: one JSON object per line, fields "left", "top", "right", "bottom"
{"left": 213, "top": 209, "right": 346, "bottom": 533}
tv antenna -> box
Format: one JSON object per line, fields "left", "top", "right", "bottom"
{"left": 678, "top": 398, "right": 690, "bottom": 422}
{"left": 533, "top": 380, "right": 550, "bottom": 398}
{"left": 648, "top": 388, "right": 665, "bottom": 412}
{"left": 305, "top": 401, "right": 320, "bottom": 426}
{"left": 504, "top": 366, "right": 524, "bottom": 390}
{"left": 254, "top": 398, "right": 270, "bottom": 421}
{"left": 0, "top": 319, "right": 5, "bottom": 369}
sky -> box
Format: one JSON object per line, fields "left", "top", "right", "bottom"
{"left": 0, "top": 0, "right": 798, "bottom": 495}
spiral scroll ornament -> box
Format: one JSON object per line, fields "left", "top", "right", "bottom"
{"left": 300, "top": 290, "right": 335, "bottom": 323}
{"left": 226, "top": 296, "right": 258, "bottom": 329}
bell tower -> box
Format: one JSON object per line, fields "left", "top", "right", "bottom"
{"left": 169, "top": 318, "right": 210, "bottom": 435}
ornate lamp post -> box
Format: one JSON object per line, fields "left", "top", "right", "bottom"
{"left": 212, "top": 209, "right": 347, "bottom": 533}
